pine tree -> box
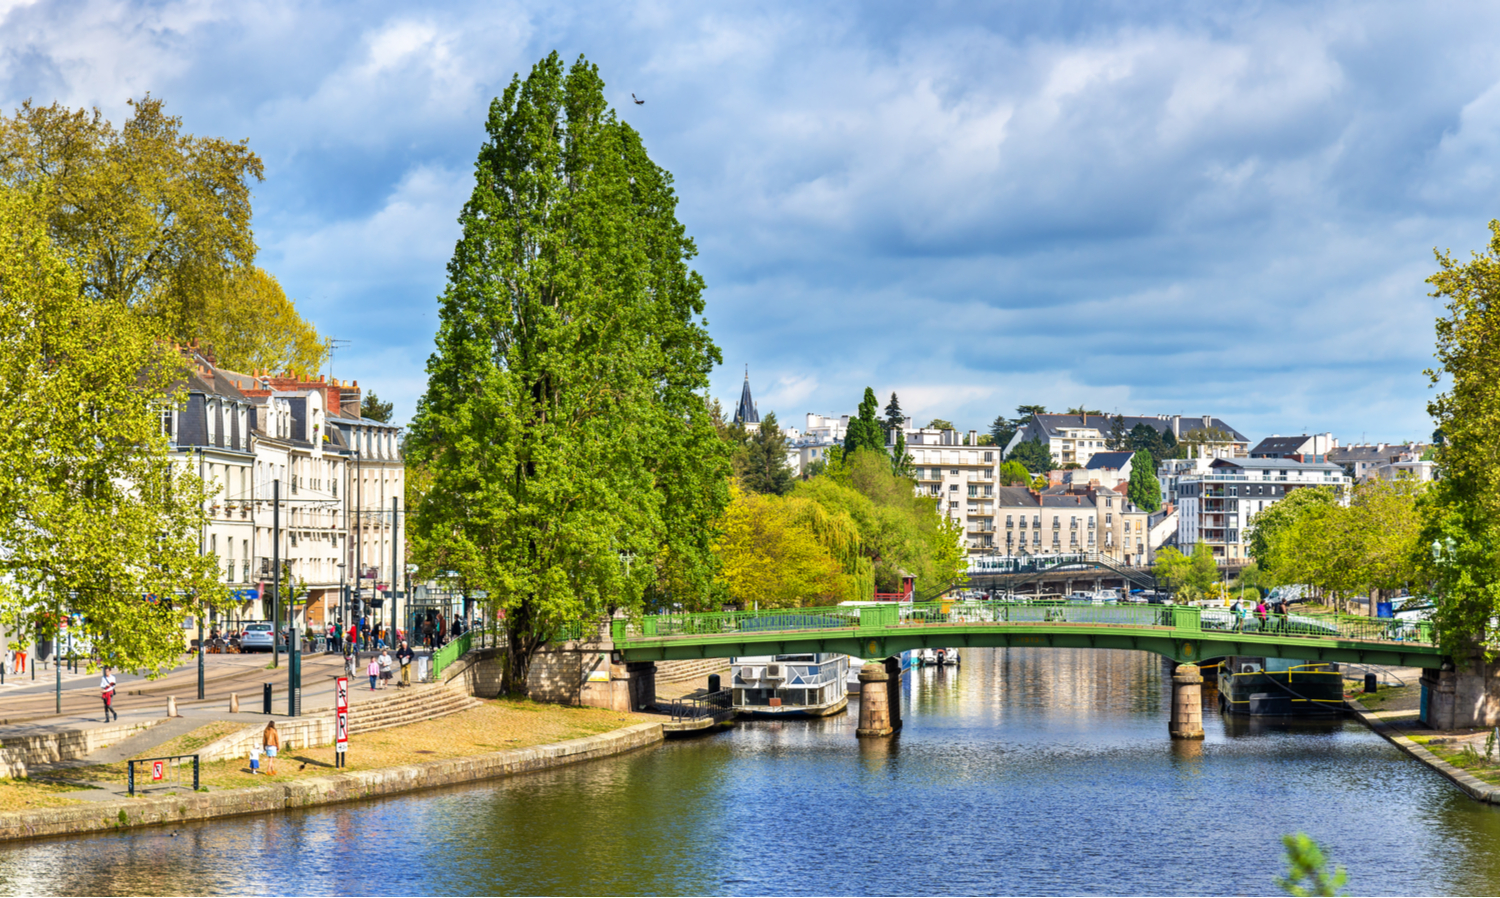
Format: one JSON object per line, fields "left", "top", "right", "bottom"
{"left": 883, "top": 392, "right": 905, "bottom": 435}
{"left": 890, "top": 430, "right": 915, "bottom": 479}
{"left": 1107, "top": 414, "right": 1127, "bottom": 450}
{"left": 843, "top": 387, "right": 885, "bottom": 454}
{"left": 406, "top": 53, "right": 730, "bottom": 688}
{"left": 1007, "top": 437, "right": 1055, "bottom": 473}
{"left": 743, "top": 413, "right": 794, "bottom": 496}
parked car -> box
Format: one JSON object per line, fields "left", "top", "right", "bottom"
{"left": 240, "top": 622, "right": 275, "bottom": 652}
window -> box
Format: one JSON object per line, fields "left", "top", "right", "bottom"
{"left": 1006, "top": 515, "right": 1013, "bottom": 528}
{"left": 160, "top": 410, "right": 173, "bottom": 438}
{"left": 949, "top": 484, "right": 958, "bottom": 492}
{"left": 968, "top": 485, "right": 979, "bottom": 498}
{"left": 1105, "top": 513, "right": 1113, "bottom": 525}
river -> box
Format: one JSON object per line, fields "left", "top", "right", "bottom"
{"left": 3, "top": 647, "right": 1498, "bottom": 896}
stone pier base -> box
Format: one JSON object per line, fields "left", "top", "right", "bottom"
{"left": 856, "top": 662, "right": 893, "bottom": 738}
{"left": 526, "top": 619, "right": 655, "bottom": 713}
{"left": 1421, "top": 660, "right": 1500, "bottom": 730}
{"left": 1169, "top": 663, "right": 1204, "bottom": 740}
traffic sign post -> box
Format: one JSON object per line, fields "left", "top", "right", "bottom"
{"left": 335, "top": 676, "right": 349, "bottom": 767}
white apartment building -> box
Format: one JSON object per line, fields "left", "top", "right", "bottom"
{"left": 329, "top": 413, "right": 406, "bottom": 614}
{"left": 165, "top": 352, "right": 259, "bottom": 627}
{"left": 1329, "top": 443, "right": 1434, "bottom": 483}
{"left": 788, "top": 412, "right": 850, "bottom": 477}
{"left": 994, "top": 486, "right": 1152, "bottom": 566}
{"left": 891, "top": 426, "right": 1000, "bottom": 554}
{"left": 1176, "top": 457, "right": 1350, "bottom": 561}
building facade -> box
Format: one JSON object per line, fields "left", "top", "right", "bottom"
{"left": 891, "top": 426, "right": 999, "bottom": 554}
{"left": 993, "top": 485, "right": 1151, "bottom": 566}
{"left": 1005, "top": 413, "right": 1249, "bottom": 468}
{"left": 1176, "top": 457, "right": 1350, "bottom": 560}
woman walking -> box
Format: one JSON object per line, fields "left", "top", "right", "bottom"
{"left": 377, "top": 648, "right": 393, "bottom": 689}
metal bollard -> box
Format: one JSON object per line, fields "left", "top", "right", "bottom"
{"left": 263, "top": 683, "right": 273, "bottom": 715}
{"left": 1365, "top": 672, "right": 1378, "bottom": 694}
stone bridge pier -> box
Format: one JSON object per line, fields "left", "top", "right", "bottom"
{"left": 856, "top": 657, "right": 904, "bottom": 738}
{"left": 525, "top": 619, "right": 655, "bottom": 712}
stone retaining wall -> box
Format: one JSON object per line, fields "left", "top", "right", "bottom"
{"left": 442, "top": 647, "right": 505, "bottom": 697}
{"left": 1347, "top": 698, "right": 1500, "bottom": 803}
{"left": 195, "top": 717, "right": 337, "bottom": 765}
{"left": 0, "top": 722, "right": 664, "bottom": 843}
{"left": 655, "top": 658, "right": 730, "bottom": 684}
{"left": 0, "top": 720, "right": 163, "bottom": 778}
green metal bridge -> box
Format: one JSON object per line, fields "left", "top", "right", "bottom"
{"left": 610, "top": 601, "right": 1445, "bottom": 669}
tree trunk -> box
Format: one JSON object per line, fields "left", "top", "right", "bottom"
{"left": 504, "top": 598, "right": 540, "bottom": 697}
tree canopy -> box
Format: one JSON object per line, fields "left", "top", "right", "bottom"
{"left": 360, "top": 391, "right": 395, "bottom": 423}
{"left": 0, "top": 186, "right": 224, "bottom": 671}
{"left": 1007, "top": 437, "right": 1055, "bottom": 473}
{"left": 842, "top": 387, "right": 885, "bottom": 454}
{"left": 406, "top": 53, "right": 730, "bottom": 686}
{"left": 743, "top": 412, "right": 795, "bottom": 496}
{"left": 927, "top": 418, "right": 955, "bottom": 431}
{"left": 1127, "top": 450, "right": 1161, "bottom": 513}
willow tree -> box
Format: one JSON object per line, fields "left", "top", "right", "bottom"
{"left": 407, "top": 54, "right": 730, "bottom": 687}
{"left": 0, "top": 186, "right": 225, "bottom": 672}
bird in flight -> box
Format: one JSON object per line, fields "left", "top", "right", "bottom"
{"left": 632, "top": 93, "right": 645, "bottom": 105}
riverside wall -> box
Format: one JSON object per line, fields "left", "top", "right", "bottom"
{"left": 0, "top": 722, "right": 664, "bottom": 843}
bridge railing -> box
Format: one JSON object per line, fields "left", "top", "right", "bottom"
{"left": 610, "top": 600, "right": 1436, "bottom": 649}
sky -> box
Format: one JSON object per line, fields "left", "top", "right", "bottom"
{"left": 3, "top": 0, "right": 1498, "bottom": 445}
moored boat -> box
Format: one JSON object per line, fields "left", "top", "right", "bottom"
{"left": 732, "top": 654, "right": 850, "bottom": 717}
{"left": 935, "top": 648, "right": 960, "bottom": 666}
{"left": 1218, "top": 656, "right": 1343, "bottom": 717}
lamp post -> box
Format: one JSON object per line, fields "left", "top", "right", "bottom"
{"left": 197, "top": 447, "right": 206, "bottom": 700}
{"left": 337, "top": 561, "right": 346, "bottom": 654}
{"left": 272, "top": 478, "right": 281, "bottom": 669}
{"left": 353, "top": 449, "right": 362, "bottom": 652}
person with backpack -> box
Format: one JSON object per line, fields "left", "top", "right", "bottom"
{"left": 1230, "top": 598, "right": 1245, "bottom": 632}
{"left": 1255, "top": 597, "right": 1269, "bottom": 632}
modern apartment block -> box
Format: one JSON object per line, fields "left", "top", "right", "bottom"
{"left": 1175, "top": 457, "right": 1350, "bottom": 560}
{"left": 891, "top": 426, "right": 1000, "bottom": 554}
{"left": 1005, "top": 413, "right": 1249, "bottom": 467}
{"left": 1249, "top": 433, "right": 1337, "bottom": 462}
{"left": 1328, "top": 443, "right": 1434, "bottom": 482}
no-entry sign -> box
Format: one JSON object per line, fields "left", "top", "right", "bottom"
{"left": 151, "top": 760, "right": 164, "bottom": 781}
{"left": 336, "top": 676, "right": 350, "bottom": 755}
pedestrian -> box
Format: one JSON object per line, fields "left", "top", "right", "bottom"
{"left": 262, "top": 721, "right": 280, "bottom": 775}
{"left": 377, "top": 647, "right": 393, "bottom": 689}
{"left": 367, "top": 654, "right": 379, "bottom": 691}
{"left": 100, "top": 666, "right": 118, "bottom": 722}
{"left": 1274, "top": 596, "right": 1290, "bottom": 633}
{"left": 1230, "top": 598, "right": 1246, "bottom": 632}
{"left": 14, "top": 646, "right": 24, "bottom": 675}
{"left": 396, "top": 640, "right": 414, "bottom": 688}
{"left": 1254, "top": 596, "right": 1268, "bottom": 632}
{"left": 422, "top": 618, "right": 434, "bottom": 648}
{"left": 347, "top": 622, "right": 357, "bottom": 653}
{"left": 436, "top": 613, "right": 446, "bottom": 647}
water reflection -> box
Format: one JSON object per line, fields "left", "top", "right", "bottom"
{"left": 3, "top": 647, "right": 1497, "bottom": 896}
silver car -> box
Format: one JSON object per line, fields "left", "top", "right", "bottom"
{"left": 240, "top": 622, "right": 275, "bottom": 652}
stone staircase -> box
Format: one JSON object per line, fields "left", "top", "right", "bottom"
{"left": 344, "top": 684, "right": 482, "bottom": 736}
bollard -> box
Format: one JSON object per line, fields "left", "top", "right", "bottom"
{"left": 263, "top": 683, "right": 273, "bottom": 715}
{"left": 167, "top": 695, "right": 178, "bottom": 718}
{"left": 707, "top": 673, "right": 721, "bottom": 694}
{"left": 1169, "top": 663, "right": 1204, "bottom": 740}
{"left": 230, "top": 693, "right": 240, "bottom": 714}
{"left": 856, "top": 662, "right": 893, "bottom": 738}
{"left": 1364, "top": 672, "right": 1378, "bottom": 694}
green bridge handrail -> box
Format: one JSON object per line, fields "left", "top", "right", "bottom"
{"left": 429, "top": 624, "right": 508, "bottom": 681}
{"left": 606, "top": 601, "right": 1435, "bottom": 651}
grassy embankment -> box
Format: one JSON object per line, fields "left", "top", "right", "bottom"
{"left": 0, "top": 699, "right": 652, "bottom": 810}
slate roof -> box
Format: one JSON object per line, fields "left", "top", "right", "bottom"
{"left": 1021, "top": 414, "right": 1248, "bottom": 443}
{"left": 1209, "top": 457, "right": 1345, "bottom": 473}
{"left": 1086, "top": 451, "right": 1134, "bottom": 470}
{"left": 1249, "top": 436, "right": 1315, "bottom": 457}
{"left": 733, "top": 372, "right": 759, "bottom": 425}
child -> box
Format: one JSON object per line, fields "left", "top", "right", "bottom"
{"left": 367, "top": 655, "right": 380, "bottom": 691}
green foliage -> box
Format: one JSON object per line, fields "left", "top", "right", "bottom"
{"left": 743, "top": 412, "right": 794, "bottom": 496}
{"left": 0, "top": 186, "right": 226, "bottom": 672}
{"left": 1030, "top": 474, "right": 1049, "bottom": 490}
{"left": 1008, "top": 437, "right": 1055, "bottom": 473}
{"left": 1107, "top": 414, "right": 1127, "bottom": 450}
{"left": 1127, "top": 450, "right": 1161, "bottom": 513}
{"left": 1173, "top": 426, "right": 1237, "bottom": 459}
{"left": 890, "top": 430, "right": 915, "bottom": 479}
{"left": 883, "top": 392, "right": 904, "bottom": 435}
{"left": 1128, "top": 422, "right": 1169, "bottom": 460}
{"left": 406, "top": 53, "right": 730, "bottom": 684}
{"left": 1153, "top": 543, "right": 1217, "bottom": 600}
{"left": 1422, "top": 220, "right": 1500, "bottom": 659}
{"left": 990, "top": 404, "right": 1046, "bottom": 450}
{"left": 1066, "top": 406, "right": 1103, "bottom": 416}
{"left": 999, "top": 460, "right": 1031, "bottom": 486}
{"left": 715, "top": 486, "right": 861, "bottom": 608}
{"left": 360, "top": 391, "right": 394, "bottom": 423}
{"left": 926, "top": 418, "right": 955, "bottom": 431}
{"left": 1247, "top": 487, "right": 1338, "bottom": 575}
{"left": 1277, "top": 833, "right": 1346, "bottom": 897}
{"left": 842, "top": 387, "right": 886, "bottom": 454}
{"left": 795, "top": 450, "right": 966, "bottom": 598}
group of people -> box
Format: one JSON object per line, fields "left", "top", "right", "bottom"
{"left": 3, "top": 647, "right": 28, "bottom": 675}
{"left": 363, "top": 641, "right": 417, "bottom": 690}
{"left": 1230, "top": 594, "right": 1293, "bottom": 633}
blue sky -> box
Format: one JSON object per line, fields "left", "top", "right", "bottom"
{"left": 4, "top": 0, "right": 1497, "bottom": 444}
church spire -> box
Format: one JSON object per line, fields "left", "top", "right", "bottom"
{"left": 733, "top": 367, "right": 760, "bottom": 426}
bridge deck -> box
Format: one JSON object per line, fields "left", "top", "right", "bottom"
{"left": 611, "top": 602, "right": 1443, "bottom": 669}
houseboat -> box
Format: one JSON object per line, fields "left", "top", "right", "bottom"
{"left": 732, "top": 654, "right": 850, "bottom": 717}
{"left": 935, "top": 647, "right": 960, "bottom": 667}
{"left": 1217, "top": 656, "right": 1344, "bottom": 717}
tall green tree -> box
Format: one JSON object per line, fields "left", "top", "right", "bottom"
{"left": 890, "top": 430, "right": 915, "bottom": 479}
{"left": 743, "top": 412, "right": 794, "bottom": 496}
{"left": 1107, "top": 414, "right": 1127, "bottom": 450}
{"left": 883, "top": 392, "right": 904, "bottom": 435}
{"left": 0, "top": 186, "right": 225, "bottom": 672}
{"left": 842, "top": 387, "right": 885, "bottom": 454}
{"left": 1246, "top": 486, "right": 1338, "bottom": 576}
{"left": 999, "top": 460, "right": 1031, "bottom": 486}
{"left": 407, "top": 53, "right": 731, "bottom": 687}
{"left": 1127, "top": 450, "right": 1161, "bottom": 512}
{"left": 1007, "top": 437, "right": 1055, "bottom": 473}
{"left": 989, "top": 412, "right": 1013, "bottom": 448}
{"left": 927, "top": 418, "right": 955, "bottom": 431}
{"left": 1422, "top": 220, "right": 1500, "bottom": 658}
{"left": 360, "top": 391, "right": 394, "bottom": 423}
{"left": 1128, "top": 422, "right": 1166, "bottom": 459}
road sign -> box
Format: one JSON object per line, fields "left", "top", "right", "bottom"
{"left": 335, "top": 676, "right": 349, "bottom": 713}
{"left": 151, "top": 760, "right": 165, "bottom": 781}
{"left": 335, "top": 711, "right": 349, "bottom": 753}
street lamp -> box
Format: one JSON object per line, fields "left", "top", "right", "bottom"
{"left": 337, "top": 561, "right": 346, "bottom": 655}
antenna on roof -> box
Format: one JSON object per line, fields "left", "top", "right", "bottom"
{"left": 325, "top": 337, "right": 351, "bottom": 381}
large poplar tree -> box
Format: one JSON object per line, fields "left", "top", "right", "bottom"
{"left": 407, "top": 54, "right": 730, "bottom": 687}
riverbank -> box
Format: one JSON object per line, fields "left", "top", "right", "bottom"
{"left": 1344, "top": 688, "right": 1500, "bottom": 804}
{"left": 0, "top": 701, "right": 664, "bottom": 842}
